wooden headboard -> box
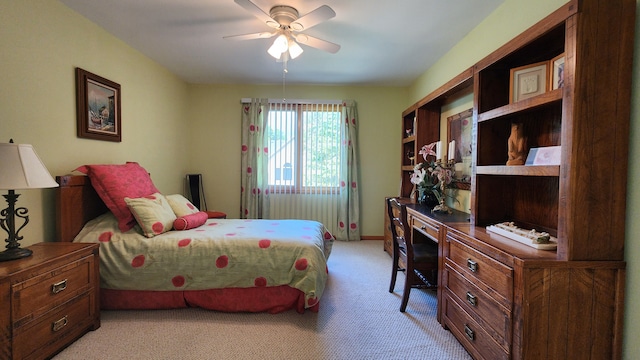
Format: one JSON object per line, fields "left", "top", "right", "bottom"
{"left": 55, "top": 175, "right": 108, "bottom": 242}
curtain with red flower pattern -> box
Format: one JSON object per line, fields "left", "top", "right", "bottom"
{"left": 240, "top": 99, "right": 269, "bottom": 219}
{"left": 240, "top": 98, "right": 360, "bottom": 241}
{"left": 337, "top": 100, "right": 360, "bottom": 241}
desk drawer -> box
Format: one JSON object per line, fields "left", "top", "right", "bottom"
{"left": 410, "top": 214, "right": 440, "bottom": 242}
{"left": 13, "top": 293, "right": 92, "bottom": 360}
{"left": 12, "top": 255, "right": 93, "bottom": 326}
{"left": 443, "top": 265, "right": 511, "bottom": 347}
{"left": 445, "top": 234, "right": 513, "bottom": 305}
{"left": 442, "top": 293, "right": 509, "bottom": 360}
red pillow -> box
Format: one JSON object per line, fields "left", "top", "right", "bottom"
{"left": 76, "top": 162, "right": 160, "bottom": 232}
{"left": 173, "top": 211, "right": 208, "bottom": 231}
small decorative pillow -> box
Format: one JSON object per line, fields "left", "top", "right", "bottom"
{"left": 76, "top": 162, "right": 160, "bottom": 232}
{"left": 173, "top": 211, "right": 208, "bottom": 231}
{"left": 166, "top": 194, "right": 199, "bottom": 217}
{"left": 125, "top": 193, "right": 177, "bottom": 237}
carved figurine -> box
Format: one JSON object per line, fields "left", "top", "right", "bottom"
{"left": 507, "top": 123, "right": 527, "bottom": 165}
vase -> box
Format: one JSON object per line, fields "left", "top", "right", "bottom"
{"left": 417, "top": 188, "right": 439, "bottom": 208}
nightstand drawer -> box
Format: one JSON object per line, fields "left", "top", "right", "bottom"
{"left": 443, "top": 265, "right": 511, "bottom": 346}
{"left": 12, "top": 255, "right": 93, "bottom": 327}
{"left": 13, "top": 293, "right": 92, "bottom": 360}
{"left": 442, "top": 293, "right": 509, "bottom": 360}
{"left": 445, "top": 234, "right": 513, "bottom": 304}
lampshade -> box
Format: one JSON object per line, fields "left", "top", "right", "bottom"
{"left": 268, "top": 33, "right": 304, "bottom": 61}
{"left": 268, "top": 34, "right": 289, "bottom": 59}
{"left": 0, "top": 142, "right": 58, "bottom": 190}
{"left": 288, "top": 41, "right": 304, "bottom": 59}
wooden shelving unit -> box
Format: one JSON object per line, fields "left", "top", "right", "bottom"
{"left": 393, "top": 0, "right": 634, "bottom": 358}
{"left": 398, "top": 69, "right": 474, "bottom": 200}
{"left": 471, "top": 0, "right": 633, "bottom": 262}
{"left": 386, "top": 70, "right": 473, "bottom": 256}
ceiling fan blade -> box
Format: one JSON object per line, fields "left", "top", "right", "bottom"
{"left": 223, "top": 31, "right": 276, "bottom": 41}
{"left": 233, "top": 0, "right": 278, "bottom": 28}
{"left": 290, "top": 5, "right": 336, "bottom": 31}
{"left": 294, "top": 34, "right": 340, "bottom": 54}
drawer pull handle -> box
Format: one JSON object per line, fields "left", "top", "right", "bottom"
{"left": 420, "top": 226, "right": 427, "bottom": 230}
{"left": 466, "top": 292, "right": 477, "bottom": 307}
{"left": 467, "top": 259, "right": 478, "bottom": 272}
{"left": 52, "top": 316, "right": 68, "bottom": 332}
{"left": 464, "top": 324, "right": 475, "bottom": 341}
{"left": 52, "top": 279, "right": 68, "bottom": 294}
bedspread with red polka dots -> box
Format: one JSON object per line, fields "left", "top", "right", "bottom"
{"left": 74, "top": 213, "right": 334, "bottom": 309}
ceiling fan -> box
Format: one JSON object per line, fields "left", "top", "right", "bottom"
{"left": 224, "top": 0, "right": 341, "bottom": 61}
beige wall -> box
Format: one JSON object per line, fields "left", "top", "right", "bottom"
{"left": 2, "top": 0, "right": 639, "bottom": 357}
{"left": 186, "top": 84, "right": 407, "bottom": 237}
{"left": 0, "top": 0, "right": 190, "bottom": 243}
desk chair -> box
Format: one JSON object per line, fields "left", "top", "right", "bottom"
{"left": 387, "top": 197, "right": 438, "bottom": 312}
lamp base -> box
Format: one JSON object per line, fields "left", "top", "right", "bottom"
{"left": 0, "top": 247, "right": 33, "bottom": 262}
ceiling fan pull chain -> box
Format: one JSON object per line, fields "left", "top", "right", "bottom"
{"left": 282, "top": 59, "right": 287, "bottom": 102}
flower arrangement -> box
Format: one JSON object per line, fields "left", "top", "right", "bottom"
{"left": 410, "top": 142, "right": 454, "bottom": 206}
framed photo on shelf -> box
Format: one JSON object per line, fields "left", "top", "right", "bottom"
{"left": 525, "top": 146, "right": 561, "bottom": 166}
{"left": 509, "top": 61, "right": 549, "bottom": 103}
{"left": 549, "top": 53, "right": 565, "bottom": 90}
{"left": 76, "top": 67, "right": 121, "bottom": 142}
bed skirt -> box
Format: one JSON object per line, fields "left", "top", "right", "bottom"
{"left": 100, "top": 285, "right": 319, "bottom": 314}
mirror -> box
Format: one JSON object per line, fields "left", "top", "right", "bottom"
{"left": 447, "top": 108, "right": 472, "bottom": 190}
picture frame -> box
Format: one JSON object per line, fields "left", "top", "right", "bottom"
{"left": 525, "top": 146, "right": 562, "bottom": 166}
{"left": 549, "top": 53, "right": 565, "bottom": 90}
{"left": 447, "top": 108, "right": 473, "bottom": 190}
{"left": 76, "top": 67, "right": 121, "bottom": 142}
{"left": 509, "top": 61, "right": 549, "bottom": 103}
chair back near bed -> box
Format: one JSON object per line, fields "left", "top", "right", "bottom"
{"left": 55, "top": 175, "right": 108, "bottom": 242}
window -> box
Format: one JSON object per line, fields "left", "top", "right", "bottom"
{"left": 266, "top": 103, "right": 342, "bottom": 193}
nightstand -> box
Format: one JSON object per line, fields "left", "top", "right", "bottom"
{"left": 0, "top": 242, "right": 100, "bottom": 360}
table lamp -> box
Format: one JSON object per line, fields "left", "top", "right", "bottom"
{"left": 0, "top": 140, "right": 59, "bottom": 261}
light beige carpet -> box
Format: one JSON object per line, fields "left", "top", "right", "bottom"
{"left": 53, "top": 240, "right": 471, "bottom": 360}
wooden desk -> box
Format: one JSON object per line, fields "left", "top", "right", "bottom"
{"left": 403, "top": 204, "right": 469, "bottom": 323}
{"left": 383, "top": 198, "right": 469, "bottom": 254}
{"left": 385, "top": 198, "right": 624, "bottom": 358}
{"left": 400, "top": 203, "right": 623, "bottom": 359}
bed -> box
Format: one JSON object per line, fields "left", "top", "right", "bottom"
{"left": 55, "top": 167, "right": 333, "bottom": 314}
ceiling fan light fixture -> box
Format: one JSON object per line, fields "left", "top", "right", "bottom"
{"left": 288, "top": 40, "right": 303, "bottom": 59}
{"left": 267, "top": 33, "right": 289, "bottom": 59}
{"left": 228, "top": 1, "right": 340, "bottom": 61}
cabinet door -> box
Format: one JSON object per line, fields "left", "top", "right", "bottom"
{"left": 515, "top": 262, "right": 625, "bottom": 360}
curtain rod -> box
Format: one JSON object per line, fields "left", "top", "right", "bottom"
{"left": 241, "top": 98, "right": 342, "bottom": 105}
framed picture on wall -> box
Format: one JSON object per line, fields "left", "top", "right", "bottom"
{"left": 549, "top": 53, "right": 565, "bottom": 90}
{"left": 509, "top": 61, "right": 549, "bottom": 103}
{"left": 76, "top": 67, "right": 121, "bottom": 142}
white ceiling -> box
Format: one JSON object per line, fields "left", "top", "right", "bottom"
{"left": 58, "top": 0, "right": 504, "bottom": 86}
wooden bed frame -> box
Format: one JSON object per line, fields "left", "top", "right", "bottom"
{"left": 56, "top": 175, "right": 108, "bottom": 243}
{"left": 55, "top": 175, "right": 319, "bottom": 313}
